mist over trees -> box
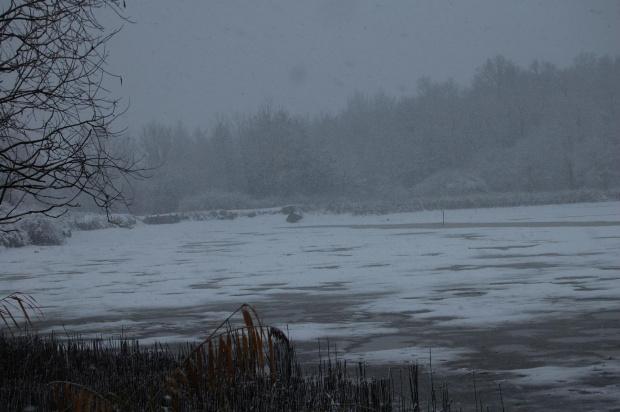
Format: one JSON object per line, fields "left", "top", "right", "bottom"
{"left": 132, "top": 54, "right": 619, "bottom": 215}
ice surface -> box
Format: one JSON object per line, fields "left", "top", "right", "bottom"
{"left": 2, "top": 202, "right": 618, "bottom": 340}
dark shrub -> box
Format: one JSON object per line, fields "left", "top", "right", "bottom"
{"left": 19, "top": 217, "right": 66, "bottom": 246}
{"left": 144, "top": 214, "right": 183, "bottom": 225}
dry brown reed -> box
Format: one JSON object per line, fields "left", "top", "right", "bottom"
{"left": 0, "top": 292, "right": 42, "bottom": 336}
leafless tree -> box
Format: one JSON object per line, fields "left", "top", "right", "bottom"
{"left": 0, "top": 0, "right": 146, "bottom": 226}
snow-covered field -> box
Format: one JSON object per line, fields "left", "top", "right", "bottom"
{"left": 2, "top": 201, "right": 619, "bottom": 410}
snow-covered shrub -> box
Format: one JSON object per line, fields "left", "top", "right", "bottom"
{"left": 1, "top": 212, "right": 141, "bottom": 248}
{"left": 18, "top": 216, "right": 67, "bottom": 246}
{"left": 0, "top": 229, "right": 29, "bottom": 248}
{"left": 68, "top": 213, "right": 136, "bottom": 230}
{"left": 0, "top": 202, "right": 67, "bottom": 247}
{"left": 209, "top": 210, "right": 239, "bottom": 220}
{"left": 71, "top": 214, "right": 110, "bottom": 230}
{"left": 143, "top": 214, "right": 183, "bottom": 225}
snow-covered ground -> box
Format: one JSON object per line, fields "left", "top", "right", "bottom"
{"left": 2, "top": 201, "right": 619, "bottom": 410}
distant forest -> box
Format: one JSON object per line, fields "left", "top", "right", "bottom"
{"left": 122, "top": 54, "right": 619, "bottom": 214}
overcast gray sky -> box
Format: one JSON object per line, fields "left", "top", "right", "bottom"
{"left": 106, "top": 0, "right": 620, "bottom": 134}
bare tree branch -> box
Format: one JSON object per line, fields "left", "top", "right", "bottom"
{"left": 0, "top": 0, "right": 147, "bottom": 225}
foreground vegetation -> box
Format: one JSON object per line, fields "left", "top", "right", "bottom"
{"left": 1, "top": 299, "right": 504, "bottom": 411}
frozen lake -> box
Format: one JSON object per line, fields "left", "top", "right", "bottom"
{"left": 2, "top": 201, "right": 619, "bottom": 410}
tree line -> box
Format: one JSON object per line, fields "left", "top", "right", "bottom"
{"left": 132, "top": 53, "right": 619, "bottom": 214}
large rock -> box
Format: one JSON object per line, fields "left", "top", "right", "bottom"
{"left": 286, "top": 212, "right": 303, "bottom": 223}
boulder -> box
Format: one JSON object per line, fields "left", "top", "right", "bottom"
{"left": 286, "top": 212, "right": 303, "bottom": 223}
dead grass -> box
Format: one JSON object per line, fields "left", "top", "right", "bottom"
{"left": 1, "top": 302, "right": 506, "bottom": 411}
{"left": 1, "top": 304, "right": 396, "bottom": 411}
{"left": 0, "top": 292, "right": 42, "bottom": 336}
